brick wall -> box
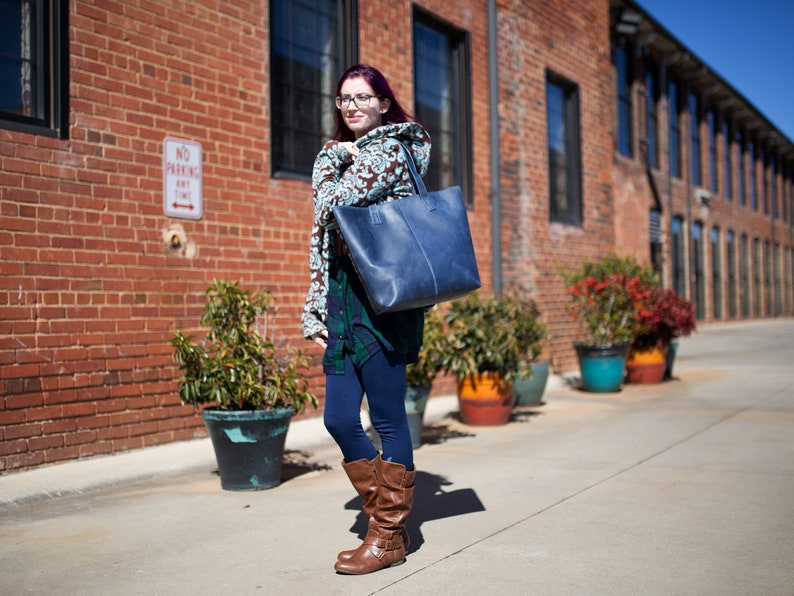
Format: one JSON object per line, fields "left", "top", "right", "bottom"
{"left": 0, "top": 0, "right": 623, "bottom": 473}
{"left": 497, "top": 0, "right": 618, "bottom": 371}
{"left": 1, "top": 0, "right": 315, "bottom": 472}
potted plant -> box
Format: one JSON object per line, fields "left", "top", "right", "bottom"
{"left": 171, "top": 280, "right": 318, "bottom": 491}
{"left": 439, "top": 292, "right": 529, "bottom": 425}
{"left": 627, "top": 287, "right": 696, "bottom": 383}
{"left": 507, "top": 292, "right": 551, "bottom": 407}
{"left": 560, "top": 254, "right": 657, "bottom": 392}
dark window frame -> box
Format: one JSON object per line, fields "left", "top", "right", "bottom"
{"left": 727, "top": 229, "right": 737, "bottom": 318}
{"left": 672, "top": 215, "right": 686, "bottom": 297}
{"left": 749, "top": 140, "right": 757, "bottom": 211}
{"left": 688, "top": 91, "right": 701, "bottom": 186}
{"left": 760, "top": 146, "right": 768, "bottom": 215}
{"left": 546, "top": 70, "right": 583, "bottom": 226}
{"left": 711, "top": 226, "right": 722, "bottom": 320}
{"left": 722, "top": 117, "right": 732, "bottom": 200}
{"left": 707, "top": 107, "right": 717, "bottom": 193}
{"left": 614, "top": 41, "right": 633, "bottom": 158}
{"left": 413, "top": 8, "right": 473, "bottom": 206}
{"left": 269, "top": 0, "right": 358, "bottom": 179}
{"left": 692, "top": 220, "right": 705, "bottom": 319}
{"left": 667, "top": 75, "right": 681, "bottom": 178}
{"left": 644, "top": 58, "right": 659, "bottom": 169}
{"left": 740, "top": 233, "right": 750, "bottom": 318}
{"left": 0, "top": 0, "right": 69, "bottom": 138}
{"left": 737, "top": 129, "right": 746, "bottom": 206}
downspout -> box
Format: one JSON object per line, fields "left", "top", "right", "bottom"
{"left": 488, "top": 0, "right": 503, "bottom": 296}
{"left": 661, "top": 53, "right": 673, "bottom": 289}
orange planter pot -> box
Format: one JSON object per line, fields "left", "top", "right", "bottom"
{"left": 457, "top": 372, "right": 515, "bottom": 425}
{"left": 625, "top": 346, "right": 666, "bottom": 384}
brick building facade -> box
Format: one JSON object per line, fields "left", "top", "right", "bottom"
{"left": 2, "top": 0, "right": 792, "bottom": 473}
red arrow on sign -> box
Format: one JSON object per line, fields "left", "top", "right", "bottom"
{"left": 172, "top": 202, "right": 194, "bottom": 210}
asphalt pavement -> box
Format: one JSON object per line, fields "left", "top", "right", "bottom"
{"left": 1, "top": 319, "right": 793, "bottom": 595}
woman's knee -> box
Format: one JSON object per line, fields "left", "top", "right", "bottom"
{"left": 323, "top": 408, "right": 361, "bottom": 439}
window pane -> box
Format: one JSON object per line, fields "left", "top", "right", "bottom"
{"left": 708, "top": 109, "right": 717, "bottom": 192}
{"left": 672, "top": 215, "right": 685, "bottom": 296}
{"left": 546, "top": 75, "right": 581, "bottom": 225}
{"left": 749, "top": 141, "right": 757, "bottom": 210}
{"left": 414, "top": 15, "right": 468, "bottom": 199}
{"left": 270, "top": 0, "right": 349, "bottom": 177}
{"left": 737, "top": 130, "right": 746, "bottom": 206}
{"left": 644, "top": 66, "right": 658, "bottom": 168}
{"left": 689, "top": 93, "right": 700, "bottom": 186}
{"left": 740, "top": 234, "right": 750, "bottom": 317}
{"left": 711, "top": 227, "right": 722, "bottom": 319}
{"left": 615, "top": 45, "right": 632, "bottom": 157}
{"left": 723, "top": 119, "right": 732, "bottom": 199}
{"left": 727, "top": 230, "right": 737, "bottom": 318}
{"left": 693, "top": 221, "right": 704, "bottom": 319}
{"left": 668, "top": 79, "right": 680, "bottom": 178}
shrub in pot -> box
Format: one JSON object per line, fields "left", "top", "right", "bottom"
{"left": 628, "top": 287, "right": 696, "bottom": 383}
{"left": 509, "top": 293, "right": 551, "bottom": 407}
{"left": 440, "top": 292, "right": 531, "bottom": 425}
{"left": 171, "top": 280, "right": 318, "bottom": 490}
{"left": 560, "top": 254, "right": 658, "bottom": 392}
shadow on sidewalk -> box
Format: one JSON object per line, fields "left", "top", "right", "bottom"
{"left": 344, "top": 469, "right": 486, "bottom": 555}
{"left": 281, "top": 450, "right": 333, "bottom": 482}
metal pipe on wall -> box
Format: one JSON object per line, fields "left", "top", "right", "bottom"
{"left": 488, "top": 0, "right": 503, "bottom": 296}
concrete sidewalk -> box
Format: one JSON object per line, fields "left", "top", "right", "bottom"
{"left": 1, "top": 319, "right": 793, "bottom": 595}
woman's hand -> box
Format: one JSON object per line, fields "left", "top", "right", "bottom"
{"left": 312, "top": 330, "right": 328, "bottom": 350}
{"left": 340, "top": 142, "right": 359, "bottom": 160}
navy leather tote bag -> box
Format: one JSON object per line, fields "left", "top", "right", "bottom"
{"left": 333, "top": 141, "right": 481, "bottom": 314}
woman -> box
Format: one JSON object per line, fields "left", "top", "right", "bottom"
{"left": 301, "top": 64, "right": 431, "bottom": 575}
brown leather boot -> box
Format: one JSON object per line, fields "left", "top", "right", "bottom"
{"left": 334, "top": 458, "right": 415, "bottom": 575}
{"left": 337, "top": 455, "right": 411, "bottom": 562}
{"left": 337, "top": 455, "right": 379, "bottom": 562}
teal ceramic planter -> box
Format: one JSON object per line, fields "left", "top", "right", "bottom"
{"left": 202, "top": 407, "right": 292, "bottom": 491}
{"left": 513, "top": 361, "right": 550, "bottom": 406}
{"left": 575, "top": 343, "right": 629, "bottom": 393}
{"left": 664, "top": 340, "right": 679, "bottom": 380}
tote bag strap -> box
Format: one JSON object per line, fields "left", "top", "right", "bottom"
{"left": 392, "top": 140, "right": 429, "bottom": 199}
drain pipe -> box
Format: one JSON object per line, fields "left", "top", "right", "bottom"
{"left": 488, "top": 0, "right": 503, "bottom": 296}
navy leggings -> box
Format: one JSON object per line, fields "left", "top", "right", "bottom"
{"left": 324, "top": 349, "right": 413, "bottom": 469}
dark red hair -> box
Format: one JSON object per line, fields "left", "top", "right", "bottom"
{"left": 333, "top": 64, "right": 415, "bottom": 142}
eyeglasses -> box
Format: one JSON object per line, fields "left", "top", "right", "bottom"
{"left": 335, "top": 93, "right": 380, "bottom": 110}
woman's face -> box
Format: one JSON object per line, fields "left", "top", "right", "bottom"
{"left": 338, "top": 77, "right": 390, "bottom": 139}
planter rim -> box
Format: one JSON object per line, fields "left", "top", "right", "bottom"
{"left": 201, "top": 407, "right": 293, "bottom": 422}
{"left": 573, "top": 341, "right": 630, "bottom": 348}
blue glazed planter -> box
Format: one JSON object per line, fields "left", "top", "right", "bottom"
{"left": 202, "top": 407, "right": 293, "bottom": 491}
{"left": 513, "top": 361, "right": 550, "bottom": 406}
{"left": 664, "top": 340, "right": 680, "bottom": 380}
{"left": 575, "top": 343, "right": 629, "bottom": 393}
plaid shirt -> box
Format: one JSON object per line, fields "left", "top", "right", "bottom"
{"left": 323, "top": 247, "right": 424, "bottom": 375}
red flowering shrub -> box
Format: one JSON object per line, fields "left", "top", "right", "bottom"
{"left": 632, "top": 287, "right": 696, "bottom": 350}
{"left": 561, "top": 254, "right": 658, "bottom": 346}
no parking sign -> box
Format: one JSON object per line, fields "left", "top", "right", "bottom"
{"left": 163, "top": 137, "right": 203, "bottom": 219}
